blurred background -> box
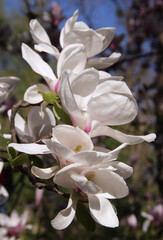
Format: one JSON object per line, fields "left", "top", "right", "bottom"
{"left": 0, "top": 0, "right": 162, "bottom": 239}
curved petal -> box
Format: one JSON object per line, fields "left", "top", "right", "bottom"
{"left": 90, "top": 121, "right": 156, "bottom": 144}
{"left": 60, "top": 10, "right": 79, "bottom": 48}
{"left": 88, "top": 195, "right": 119, "bottom": 227}
{"left": 24, "top": 84, "right": 49, "bottom": 104}
{"left": 21, "top": 44, "right": 57, "bottom": 88}
{"left": 8, "top": 143, "right": 50, "bottom": 155}
{"left": 57, "top": 44, "right": 86, "bottom": 77}
{"left": 54, "top": 163, "right": 82, "bottom": 189}
{"left": 27, "top": 106, "right": 56, "bottom": 141}
{"left": 70, "top": 172, "right": 102, "bottom": 195}
{"left": 34, "top": 43, "right": 59, "bottom": 58}
{"left": 87, "top": 80, "right": 138, "bottom": 125}
{"left": 96, "top": 27, "right": 115, "bottom": 51}
{"left": 30, "top": 19, "right": 51, "bottom": 44}
{"left": 87, "top": 53, "right": 121, "bottom": 69}
{"left": 70, "top": 68, "right": 99, "bottom": 97}
{"left": 51, "top": 193, "right": 77, "bottom": 230}
{"left": 109, "top": 161, "right": 133, "bottom": 179}
{"left": 0, "top": 76, "right": 20, "bottom": 92}
{"left": 0, "top": 162, "right": 4, "bottom": 173}
{"left": 0, "top": 185, "right": 9, "bottom": 205}
{"left": 92, "top": 169, "right": 129, "bottom": 199}
{"left": 99, "top": 71, "right": 123, "bottom": 83}
{"left": 59, "top": 71, "right": 86, "bottom": 129}
{"left": 31, "top": 166, "right": 58, "bottom": 179}
{"left": 51, "top": 125, "right": 93, "bottom": 151}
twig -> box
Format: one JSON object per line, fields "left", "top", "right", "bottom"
{"left": 17, "top": 164, "right": 69, "bottom": 198}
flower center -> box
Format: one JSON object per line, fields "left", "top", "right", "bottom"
{"left": 74, "top": 144, "right": 82, "bottom": 153}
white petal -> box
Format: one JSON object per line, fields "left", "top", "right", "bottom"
{"left": 22, "top": 43, "right": 57, "bottom": 88}
{"left": 99, "top": 71, "right": 123, "bottom": 83}
{"left": 90, "top": 121, "right": 156, "bottom": 144}
{"left": 109, "top": 161, "right": 133, "bottom": 179}
{"left": 70, "top": 68, "right": 99, "bottom": 97}
{"left": 54, "top": 163, "right": 82, "bottom": 189}
{"left": 30, "top": 19, "right": 51, "bottom": 45}
{"left": 60, "top": 10, "right": 79, "bottom": 48}
{"left": 88, "top": 195, "right": 119, "bottom": 227}
{"left": 87, "top": 53, "right": 121, "bottom": 69}
{"left": 51, "top": 193, "right": 77, "bottom": 230}
{"left": 31, "top": 166, "right": 58, "bottom": 179}
{"left": 0, "top": 76, "right": 20, "bottom": 92}
{"left": 24, "top": 84, "right": 49, "bottom": 104}
{"left": 0, "top": 185, "right": 9, "bottom": 205}
{"left": 8, "top": 143, "right": 50, "bottom": 155}
{"left": 0, "top": 162, "right": 4, "bottom": 173}
{"left": 87, "top": 80, "right": 138, "bottom": 125}
{"left": 34, "top": 43, "right": 59, "bottom": 58}
{"left": 27, "top": 106, "right": 56, "bottom": 141}
{"left": 59, "top": 71, "right": 86, "bottom": 129}
{"left": 92, "top": 169, "right": 129, "bottom": 199}
{"left": 52, "top": 125, "right": 93, "bottom": 151}
{"left": 70, "top": 172, "right": 102, "bottom": 195}
{"left": 96, "top": 27, "right": 115, "bottom": 51}
{"left": 57, "top": 44, "right": 86, "bottom": 77}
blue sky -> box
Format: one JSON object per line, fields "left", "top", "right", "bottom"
{"left": 3, "top": 0, "right": 125, "bottom": 35}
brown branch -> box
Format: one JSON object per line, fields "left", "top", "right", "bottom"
{"left": 115, "top": 51, "right": 160, "bottom": 67}
{"left": 17, "top": 164, "right": 69, "bottom": 198}
{"left": 0, "top": 146, "right": 7, "bottom": 152}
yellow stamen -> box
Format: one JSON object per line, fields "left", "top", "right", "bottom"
{"left": 74, "top": 144, "right": 82, "bottom": 153}
{"left": 87, "top": 173, "right": 95, "bottom": 181}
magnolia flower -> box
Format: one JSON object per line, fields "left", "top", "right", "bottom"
{"left": 8, "top": 106, "right": 56, "bottom": 143}
{"left": 50, "top": 158, "right": 133, "bottom": 229}
{"left": 59, "top": 70, "right": 138, "bottom": 130}
{"left": 0, "top": 77, "right": 19, "bottom": 104}
{"left": 0, "top": 209, "right": 31, "bottom": 237}
{"left": 30, "top": 11, "right": 120, "bottom": 69}
{"left": 10, "top": 124, "right": 127, "bottom": 163}
{"left": 0, "top": 162, "right": 9, "bottom": 205}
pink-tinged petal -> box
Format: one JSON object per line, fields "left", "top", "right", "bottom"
{"left": 91, "top": 169, "right": 129, "bottom": 199}
{"left": 51, "top": 193, "right": 77, "bottom": 230}
{"left": 59, "top": 71, "right": 86, "bottom": 129}
{"left": 27, "top": 106, "right": 56, "bottom": 141}
{"left": 31, "top": 166, "right": 59, "bottom": 179}
{"left": 88, "top": 195, "right": 119, "bottom": 227}
{"left": 70, "top": 68, "right": 99, "bottom": 97}
{"left": 24, "top": 84, "right": 49, "bottom": 104}
{"left": 35, "top": 188, "right": 44, "bottom": 206}
{"left": 0, "top": 185, "right": 9, "bottom": 205}
{"left": 20, "top": 209, "right": 29, "bottom": 226}
{"left": 90, "top": 121, "right": 156, "bottom": 144}
{"left": 30, "top": 19, "right": 51, "bottom": 45}
{"left": 70, "top": 172, "right": 102, "bottom": 195}
{"left": 60, "top": 10, "right": 79, "bottom": 48}
{"left": 87, "top": 53, "right": 121, "bottom": 69}
{"left": 8, "top": 143, "right": 50, "bottom": 155}
{"left": 21, "top": 44, "right": 57, "bottom": 88}
{"left": 96, "top": 27, "right": 115, "bottom": 51}
{"left": 87, "top": 81, "right": 138, "bottom": 125}
{"left": 57, "top": 44, "right": 86, "bottom": 77}
{"left": 34, "top": 43, "right": 59, "bottom": 58}
{"left": 54, "top": 163, "right": 82, "bottom": 189}
{"left": 0, "top": 213, "right": 10, "bottom": 226}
